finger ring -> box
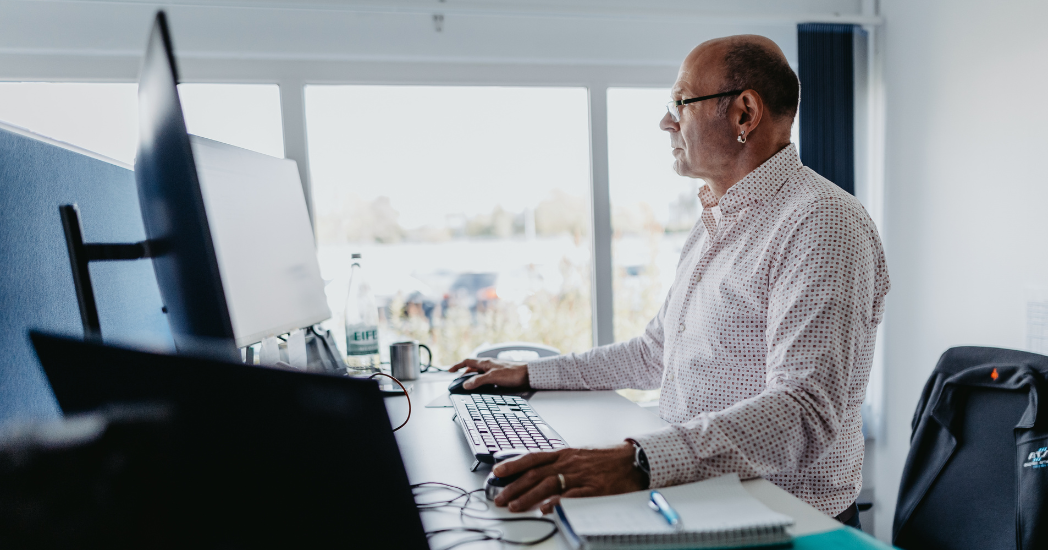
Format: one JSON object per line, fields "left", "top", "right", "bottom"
{"left": 558, "top": 473, "right": 566, "bottom": 492}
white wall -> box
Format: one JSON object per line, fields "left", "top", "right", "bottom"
{"left": 874, "top": 0, "right": 1048, "bottom": 540}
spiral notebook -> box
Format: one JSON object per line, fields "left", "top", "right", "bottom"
{"left": 553, "top": 473, "right": 794, "bottom": 549}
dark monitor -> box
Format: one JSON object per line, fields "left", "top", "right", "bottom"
{"left": 30, "top": 331, "right": 428, "bottom": 548}
{"left": 134, "top": 12, "right": 237, "bottom": 361}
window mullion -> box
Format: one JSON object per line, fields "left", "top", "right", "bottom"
{"left": 588, "top": 84, "right": 614, "bottom": 347}
{"left": 278, "top": 79, "right": 314, "bottom": 234}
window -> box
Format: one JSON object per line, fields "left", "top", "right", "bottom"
{"left": 608, "top": 88, "right": 700, "bottom": 342}
{"left": 305, "top": 85, "right": 592, "bottom": 366}
{"left": 0, "top": 82, "right": 139, "bottom": 164}
{"left": 177, "top": 84, "right": 284, "bottom": 158}
{"left": 0, "top": 82, "right": 283, "bottom": 163}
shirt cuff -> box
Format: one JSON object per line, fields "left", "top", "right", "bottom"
{"left": 525, "top": 355, "right": 564, "bottom": 390}
{"left": 628, "top": 426, "right": 704, "bottom": 489}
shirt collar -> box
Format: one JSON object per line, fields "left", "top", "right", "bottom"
{"left": 697, "top": 143, "right": 802, "bottom": 216}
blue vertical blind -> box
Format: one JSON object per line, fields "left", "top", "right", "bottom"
{"left": 798, "top": 23, "right": 856, "bottom": 195}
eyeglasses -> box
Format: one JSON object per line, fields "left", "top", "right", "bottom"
{"left": 665, "top": 90, "right": 744, "bottom": 123}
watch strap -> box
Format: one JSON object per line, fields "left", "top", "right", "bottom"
{"left": 629, "top": 440, "right": 651, "bottom": 488}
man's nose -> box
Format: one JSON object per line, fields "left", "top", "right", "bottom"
{"left": 659, "top": 111, "right": 678, "bottom": 132}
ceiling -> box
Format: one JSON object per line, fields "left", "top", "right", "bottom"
{"left": 0, "top": 0, "right": 872, "bottom": 62}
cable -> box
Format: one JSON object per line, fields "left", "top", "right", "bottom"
{"left": 412, "top": 482, "right": 480, "bottom": 509}
{"left": 419, "top": 345, "right": 445, "bottom": 372}
{"left": 427, "top": 529, "right": 502, "bottom": 550}
{"left": 410, "top": 481, "right": 558, "bottom": 548}
{"left": 369, "top": 372, "right": 410, "bottom": 431}
{"left": 458, "top": 511, "right": 559, "bottom": 546}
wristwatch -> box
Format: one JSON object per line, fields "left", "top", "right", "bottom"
{"left": 630, "top": 440, "right": 651, "bottom": 488}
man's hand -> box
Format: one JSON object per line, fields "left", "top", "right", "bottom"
{"left": 491, "top": 442, "right": 647, "bottom": 514}
{"left": 448, "top": 358, "right": 530, "bottom": 391}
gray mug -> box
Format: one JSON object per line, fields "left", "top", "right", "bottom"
{"left": 389, "top": 340, "right": 432, "bottom": 381}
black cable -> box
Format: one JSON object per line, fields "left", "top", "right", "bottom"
{"left": 456, "top": 509, "right": 558, "bottom": 546}
{"left": 412, "top": 482, "right": 478, "bottom": 509}
{"left": 428, "top": 530, "right": 500, "bottom": 550}
{"left": 419, "top": 344, "right": 445, "bottom": 372}
{"left": 307, "top": 328, "right": 411, "bottom": 430}
{"left": 426, "top": 528, "right": 502, "bottom": 539}
{"left": 369, "top": 372, "right": 410, "bottom": 431}
{"left": 411, "top": 482, "right": 557, "bottom": 547}
{"left": 413, "top": 484, "right": 488, "bottom": 514}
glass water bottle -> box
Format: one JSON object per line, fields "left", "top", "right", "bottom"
{"left": 344, "top": 253, "right": 380, "bottom": 373}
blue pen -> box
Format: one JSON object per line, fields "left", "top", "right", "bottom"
{"left": 648, "top": 490, "right": 683, "bottom": 531}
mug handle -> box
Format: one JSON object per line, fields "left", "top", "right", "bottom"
{"left": 419, "top": 344, "right": 433, "bottom": 372}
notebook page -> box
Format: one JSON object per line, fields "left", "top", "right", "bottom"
{"left": 659, "top": 473, "right": 793, "bottom": 531}
{"left": 561, "top": 489, "right": 675, "bottom": 535}
{"left": 560, "top": 473, "right": 793, "bottom": 536}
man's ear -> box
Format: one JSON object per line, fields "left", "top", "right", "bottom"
{"left": 734, "top": 90, "right": 764, "bottom": 135}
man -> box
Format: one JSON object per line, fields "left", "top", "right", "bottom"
{"left": 450, "top": 35, "right": 889, "bottom": 528}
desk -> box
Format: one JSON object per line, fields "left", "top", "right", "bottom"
{"left": 387, "top": 372, "right": 850, "bottom": 549}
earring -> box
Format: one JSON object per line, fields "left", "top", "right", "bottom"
{"left": 737, "top": 132, "right": 746, "bottom": 144}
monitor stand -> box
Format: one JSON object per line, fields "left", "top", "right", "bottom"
{"left": 61, "top": 203, "right": 349, "bottom": 373}
{"left": 303, "top": 326, "right": 348, "bottom": 372}
{"left": 59, "top": 204, "right": 153, "bottom": 340}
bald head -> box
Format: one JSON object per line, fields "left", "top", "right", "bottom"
{"left": 661, "top": 35, "right": 798, "bottom": 196}
{"left": 684, "top": 35, "right": 799, "bottom": 121}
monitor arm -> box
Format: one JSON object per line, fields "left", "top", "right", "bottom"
{"left": 60, "top": 204, "right": 153, "bottom": 339}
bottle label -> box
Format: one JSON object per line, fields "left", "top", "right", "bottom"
{"left": 346, "top": 325, "right": 379, "bottom": 355}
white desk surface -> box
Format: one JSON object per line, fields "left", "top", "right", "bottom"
{"left": 386, "top": 371, "right": 841, "bottom": 549}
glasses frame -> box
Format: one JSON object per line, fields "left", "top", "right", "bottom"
{"left": 666, "top": 90, "right": 745, "bottom": 123}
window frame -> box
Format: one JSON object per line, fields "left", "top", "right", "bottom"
{"left": 204, "top": 61, "right": 679, "bottom": 348}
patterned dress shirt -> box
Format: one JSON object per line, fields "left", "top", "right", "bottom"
{"left": 528, "top": 144, "right": 890, "bottom": 516}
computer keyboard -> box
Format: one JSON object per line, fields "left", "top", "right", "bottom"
{"left": 451, "top": 394, "right": 567, "bottom": 464}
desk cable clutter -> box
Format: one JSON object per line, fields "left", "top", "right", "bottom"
{"left": 412, "top": 481, "right": 558, "bottom": 550}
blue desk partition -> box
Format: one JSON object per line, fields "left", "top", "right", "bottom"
{"left": 0, "top": 124, "right": 174, "bottom": 423}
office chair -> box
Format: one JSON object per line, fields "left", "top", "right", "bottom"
{"left": 893, "top": 346, "right": 1048, "bottom": 550}
{"left": 470, "top": 342, "right": 561, "bottom": 362}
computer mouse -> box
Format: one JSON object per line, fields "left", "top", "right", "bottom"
{"left": 448, "top": 372, "right": 493, "bottom": 394}
{"left": 485, "top": 449, "right": 529, "bottom": 501}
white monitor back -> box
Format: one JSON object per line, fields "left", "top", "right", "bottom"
{"left": 190, "top": 136, "right": 331, "bottom": 348}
